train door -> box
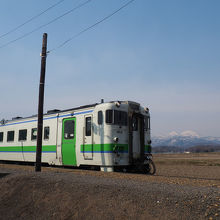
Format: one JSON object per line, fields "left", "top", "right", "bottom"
{"left": 82, "top": 115, "right": 93, "bottom": 160}
{"left": 131, "top": 114, "right": 145, "bottom": 161}
{"left": 132, "top": 116, "right": 140, "bottom": 159}
{"left": 62, "top": 118, "right": 77, "bottom": 166}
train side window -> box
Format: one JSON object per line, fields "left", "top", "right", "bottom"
{"left": 85, "top": 117, "right": 91, "bottom": 136}
{"left": 31, "top": 128, "right": 37, "bottom": 140}
{"left": 98, "top": 111, "right": 103, "bottom": 125}
{"left": 0, "top": 132, "right": 3, "bottom": 142}
{"left": 7, "top": 131, "right": 14, "bottom": 142}
{"left": 64, "top": 120, "right": 74, "bottom": 139}
{"left": 19, "top": 129, "right": 27, "bottom": 141}
{"left": 44, "top": 127, "right": 50, "bottom": 140}
{"left": 106, "top": 110, "right": 113, "bottom": 123}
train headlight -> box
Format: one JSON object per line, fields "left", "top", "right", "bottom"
{"left": 144, "top": 107, "right": 149, "bottom": 113}
{"left": 113, "top": 137, "right": 119, "bottom": 143}
{"left": 115, "top": 101, "right": 120, "bottom": 107}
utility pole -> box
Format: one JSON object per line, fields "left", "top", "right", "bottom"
{"left": 35, "top": 33, "right": 48, "bottom": 172}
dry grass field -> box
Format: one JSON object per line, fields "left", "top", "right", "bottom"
{"left": 0, "top": 153, "right": 219, "bottom": 219}
{"left": 154, "top": 152, "right": 220, "bottom": 166}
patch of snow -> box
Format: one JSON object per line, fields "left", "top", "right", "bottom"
{"left": 170, "top": 139, "right": 177, "bottom": 144}
{"left": 169, "top": 131, "right": 178, "bottom": 136}
{"left": 180, "top": 130, "right": 200, "bottom": 138}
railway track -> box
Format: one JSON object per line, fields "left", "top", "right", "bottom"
{"left": 0, "top": 162, "right": 219, "bottom": 188}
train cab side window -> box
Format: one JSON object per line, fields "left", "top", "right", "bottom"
{"left": 19, "top": 129, "right": 27, "bottom": 141}
{"left": 7, "top": 131, "right": 14, "bottom": 142}
{"left": 86, "top": 117, "right": 91, "bottom": 136}
{"left": 106, "top": 110, "right": 113, "bottom": 123}
{"left": 98, "top": 111, "right": 103, "bottom": 125}
{"left": 44, "top": 127, "right": 50, "bottom": 140}
{"left": 31, "top": 128, "right": 37, "bottom": 140}
{"left": 0, "top": 132, "right": 3, "bottom": 142}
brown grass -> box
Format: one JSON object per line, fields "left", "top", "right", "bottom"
{"left": 154, "top": 152, "right": 220, "bottom": 166}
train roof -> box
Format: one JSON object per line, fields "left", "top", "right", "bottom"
{"left": 46, "top": 103, "right": 99, "bottom": 115}
{"left": 0, "top": 100, "right": 144, "bottom": 125}
{"left": 0, "top": 103, "right": 99, "bottom": 125}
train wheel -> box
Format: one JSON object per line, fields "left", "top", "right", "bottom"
{"left": 145, "top": 160, "right": 156, "bottom": 175}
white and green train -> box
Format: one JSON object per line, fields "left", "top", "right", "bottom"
{"left": 0, "top": 101, "right": 153, "bottom": 172}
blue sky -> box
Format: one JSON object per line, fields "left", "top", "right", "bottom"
{"left": 0, "top": 0, "right": 219, "bottom": 137}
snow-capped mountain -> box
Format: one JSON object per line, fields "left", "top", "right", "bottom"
{"left": 152, "top": 130, "right": 220, "bottom": 148}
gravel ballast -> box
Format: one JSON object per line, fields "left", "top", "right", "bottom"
{"left": 0, "top": 162, "right": 219, "bottom": 220}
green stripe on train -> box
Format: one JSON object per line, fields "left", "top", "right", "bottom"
{"left": 0, "top": 145, "right": 56, "bottom": 152}
{"left": 80, "top": 144, "right": 128, "bottom": 153}
{"left": 144, "top": 145, "right": 151, "bottom": 153}
{"left": 0, "top": 144, "right": 151, "bottom": 153}
{"left": 80, "top": 144, "right": 151, "bottom": 153}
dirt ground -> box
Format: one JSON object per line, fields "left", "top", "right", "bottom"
{"left": 0, "top": 153, "right": 219, "bottom": 220}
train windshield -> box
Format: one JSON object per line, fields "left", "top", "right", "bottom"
{"left": 106, "top": 110, "right": 128, "bottom": 126}
{"left": 144, "top": 116, "right": 150, "bottom": 130}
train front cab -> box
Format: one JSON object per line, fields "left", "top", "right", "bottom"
{"left": 94, "top": 101, "right": 151, "bottom": 172}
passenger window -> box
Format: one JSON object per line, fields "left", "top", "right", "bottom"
{"left": 98, "top": 111, "right": 103, "bottom": 125}
{"left": 106, "top": 110, "right": 113, "bottom": 123}
{"left": 7, "top": 131, "right": 14, "bottom": 142}
{"left": 0, "top": 132, "right": 3, "bottom": 142}
{"left": 86, "top": 117, "right": 91, "bottom": 136}
{"left": 64, "top": 120, "right": 74, "bottom": 139}
{"left": 19, "top": 129, "right": 27, "bottom": 141}
{"left": 31, "top": 128, "right": 37, "bottom": 140}
{"left": 44, "top": 127, "right": 50, "bottom": 140}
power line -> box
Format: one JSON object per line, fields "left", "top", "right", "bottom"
{"left": 48, "top": 0, "right": 135, "bottom": 53}
{"left": 0, "top": 0, "right": 92, "bottom": 49}
{"left": 0, "top": 0, "right": 66, "bottom": 39}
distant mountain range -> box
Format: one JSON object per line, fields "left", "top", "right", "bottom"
{"left": 152, "top": 130, "right": 220, "bottom": 148}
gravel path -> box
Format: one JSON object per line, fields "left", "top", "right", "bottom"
{"left": 0, "top": 163, "right": 219, "bottom": 220}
